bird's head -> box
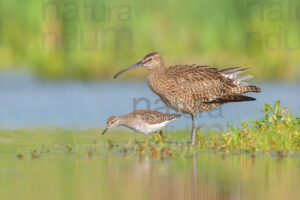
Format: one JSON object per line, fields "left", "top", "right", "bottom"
{"left": 101, "top": 116, "right": 121, "bottom": 135}
{"left": 113, "top": 52, "right": 164, "bottom": 79}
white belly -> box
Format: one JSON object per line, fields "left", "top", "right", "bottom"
{"left": 128, "top": 121, "right": 171, "bottom": 135}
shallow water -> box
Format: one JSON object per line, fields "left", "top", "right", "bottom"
{"left": 0, "top": 130, "right": 299, "bottom": 200}
{"left": 1, "top": 153, "right": 299, "bottom": 200}
{"left": 0, "top": 72, "right": 299, "bottom": 129}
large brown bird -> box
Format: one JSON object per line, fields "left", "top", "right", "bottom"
{"left": 114, "top": 52, "right": 261, "bottom": 144}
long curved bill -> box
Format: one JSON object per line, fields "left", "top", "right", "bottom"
{"left": 101, "top": 127, "right": 108, "bottom": 135}
{"left": 113, "top": 61, "right": 143, "bottom": 79}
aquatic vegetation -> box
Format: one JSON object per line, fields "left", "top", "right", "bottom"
{"left": 0, "top": 101, "right": 298, "bottom": 161}
{"left": 224, "top": 100, "right": 300, "bottom": 152}
{"left": 0, "top": 102, "right": 299, "bottom": 200}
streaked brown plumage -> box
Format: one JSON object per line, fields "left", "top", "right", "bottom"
{"left": 102, "top": 110, "right": 181, "bottom": 135}
{"left": 114, "top": 52, "right": 261, "bottom": 144}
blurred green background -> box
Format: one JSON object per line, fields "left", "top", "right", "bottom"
{"left": 1, "top": 0, "right": 300, "bottom": 80}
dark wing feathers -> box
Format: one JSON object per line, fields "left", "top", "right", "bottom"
{"left": 210, "top": 95, "right": 256, "bottom": 103}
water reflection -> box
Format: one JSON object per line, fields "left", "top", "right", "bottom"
{"left": 1, "top": 150, "right": 299, "bottom": 200}
{"left": 102, "top": 154, "right": 300, "bottom": 200}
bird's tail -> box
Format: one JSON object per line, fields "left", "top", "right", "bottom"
{"left": 219, "top": 67, "right": 260, "bottom": 88}
{"left": 218, "top": 67, "right": 261, "bottom": 94}
{"left": 219, "top": 67, "right": 251, "bottom": 85}
{"left": 233, "top": 85, "right": 261, "bottom": 94}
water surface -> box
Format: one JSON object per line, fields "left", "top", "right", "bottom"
{"left": 0, "top": 72, "right": 299, "bottom": 129}
{"left": 0, "top": 129, "right": 299, "bottom": 200}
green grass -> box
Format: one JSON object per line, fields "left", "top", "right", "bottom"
{"left": 1, "top": 0, "right": 300, "bottom": 80}
{"left": 0, "top": 102, "right": 299, "bottom": 200}
{"left": 0, "top": 101, "right": 299, "bottom": 159}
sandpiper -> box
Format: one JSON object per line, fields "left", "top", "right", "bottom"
{"left": 102, "top": 110, "right": 181, "bottom": 144}
{"left": 114, "top": 52, "right": 261, "bottom": 145}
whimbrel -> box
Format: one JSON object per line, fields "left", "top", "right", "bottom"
{"left": 102, "top": 110, "right": 181, "bottom": 143}
{"left": 114, "top": 52, "right": 261, "bottom": 145}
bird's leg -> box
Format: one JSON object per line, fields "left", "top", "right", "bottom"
{"left": 159, "top": 131, "right": 164, "bottom": 143}
{"left": 144, "top": 135, "right": 149, "bottom": 147}
{"left": 155, "top": 131, "right": 160, "bottom": 137}
{"left": 191, "top": 114, "right": 197, "bottom": 145}
{"left": 156, "top": 131, "right": 164, "bottom": 143}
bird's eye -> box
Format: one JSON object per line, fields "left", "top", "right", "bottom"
{"left": 148, "top": 58, "right": 152, "bottom": 61}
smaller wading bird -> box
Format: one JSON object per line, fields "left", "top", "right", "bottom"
{"left": 114, "top": 52, "right": 261, "bottom": 145}
{"left": 101, "top": 110, "right": 181, "bottom": 145}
